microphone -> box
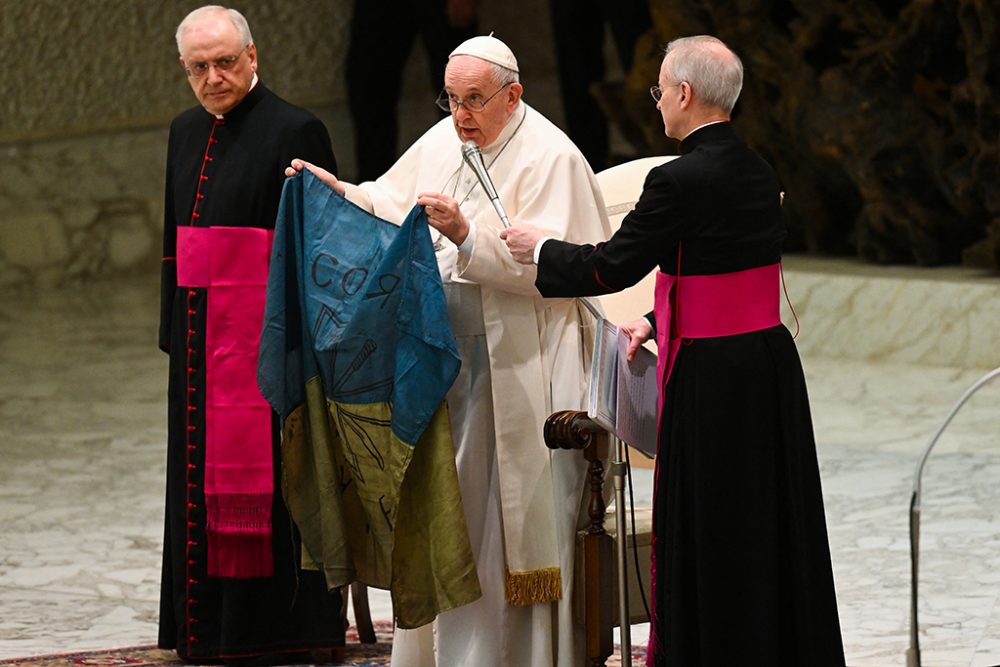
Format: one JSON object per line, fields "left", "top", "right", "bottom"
{"left": 461, "top": 140, "right": 511, "bottom": 228}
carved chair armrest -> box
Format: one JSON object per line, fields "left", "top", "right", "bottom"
{"left": 543, "top": 409, "right": 605, "bottom": 452}
{"left": 544, "top": 410, "right": 614, "bottom": 666}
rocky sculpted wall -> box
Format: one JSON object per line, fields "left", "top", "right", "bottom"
{"left": 601, "top": 0, "right": 999, "bottom": 270}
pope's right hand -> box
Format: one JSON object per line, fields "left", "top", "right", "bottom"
{"left": 285, "top": 159, "right": 346, "bottom": 196}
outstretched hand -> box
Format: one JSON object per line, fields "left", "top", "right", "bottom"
{"left": 285, "top": 159, "right": 345, "bottom": 196}
{"left": 500, "top": 224, "right": 544, "bottom": 265}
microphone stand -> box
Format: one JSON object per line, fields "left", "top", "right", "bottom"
{"left": 612, "top": 435, "right": 632, "bottom": 666}
{"left": 907, "top": 365, "right": 1000, "bottom": 667}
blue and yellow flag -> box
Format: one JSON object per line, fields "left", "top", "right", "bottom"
{"left": 258, "top": 170, "right": 480, "bottom": 628}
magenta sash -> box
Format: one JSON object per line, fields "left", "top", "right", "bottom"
{"left": 653, "top": 262, "right": 781, "bottom": 404}
{"left": 176, "top": 225, "right": 275, "bottom": 579}
{"left": 647, "top": 262, "right": 781, "bottom": 661}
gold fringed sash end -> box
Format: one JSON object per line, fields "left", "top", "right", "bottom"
{"left": 505, "top": 566, "right": 562, "bottom": 606}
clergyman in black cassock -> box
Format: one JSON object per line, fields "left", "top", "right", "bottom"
{"left": 502, "top": 35, "right": 845, "bottom": 667}
{"left": 157, "top": 7, "right": 343, "bottom": 663}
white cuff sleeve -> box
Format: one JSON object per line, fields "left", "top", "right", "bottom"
{"left": 533, "top": 237, "right": 555, "bottom": 265}
{"left": 457, "top": 219, "right": 477, "bottom": 256}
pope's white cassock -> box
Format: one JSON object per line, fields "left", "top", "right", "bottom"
{"left": 342, "top": 74, "right": 611, "bottom": 666}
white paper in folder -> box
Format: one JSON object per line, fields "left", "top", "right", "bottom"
{"left": 587, "top": 317, "right": 658, "bottom": 458}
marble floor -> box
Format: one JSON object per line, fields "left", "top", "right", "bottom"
{"left": 1, "top": 264, "right": 999, "bottom": 666}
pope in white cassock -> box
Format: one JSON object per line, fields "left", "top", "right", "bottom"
{"left": 287, "top": 35, "right": 612, "bottom": 667}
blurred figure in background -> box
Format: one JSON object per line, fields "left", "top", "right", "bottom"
{"left": 550, "top": 0, "right": 651, "bottom": 171}
{"left": 346, "top": 0, "right": 479, "bottom": 181}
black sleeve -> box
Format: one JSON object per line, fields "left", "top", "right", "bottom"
{"left": 535, "top": 165, "right": 684, "bottom": 298}
{"left": 159, "top": 127, "right": 178, "bottom": 354}
{"left": 280, "top": 115, "right": 338, "bottom": 178}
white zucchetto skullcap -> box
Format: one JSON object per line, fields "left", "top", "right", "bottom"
{"left": 449, "top": 34, "right": 519, "bottom": 73}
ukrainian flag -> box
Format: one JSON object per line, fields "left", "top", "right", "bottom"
{"left": 258, "top": 170, "right": 481, "bottom": 629}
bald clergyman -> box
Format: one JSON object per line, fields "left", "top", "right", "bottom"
{"left": 287, "top": 35, "right": 612, "bottom": 667}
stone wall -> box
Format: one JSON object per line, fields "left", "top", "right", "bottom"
{"left": 0, "top": 0, "right": 562, "bottom": 288}
{"left": 0, "top": 0, "right": 349, "bottom": 288}
{"left": 0, "top": 129, "right": 168, "bottom": 287}
{"left": 0, "top": 1, "right": 352, "bottom": 144}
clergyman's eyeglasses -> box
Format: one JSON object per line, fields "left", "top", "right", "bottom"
{"left": 184, "top": 45, "right": 249, "bottom": 78}
{"left": 649, "top": 82, "right": 682, "bottom": 102}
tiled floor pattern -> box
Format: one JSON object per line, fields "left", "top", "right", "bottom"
{"left": 1, "top": 276, "right": 998, "bottom": 666}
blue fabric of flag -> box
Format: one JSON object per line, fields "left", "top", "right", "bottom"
{"left": 258, "top": 170, "right": 460, "bottom": 446}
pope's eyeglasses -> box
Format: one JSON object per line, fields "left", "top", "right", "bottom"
{"left": 436, "top": 82, "right": 512, "bottom": 113}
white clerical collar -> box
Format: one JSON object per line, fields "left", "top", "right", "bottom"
{"left": 680, "top": 119, "right": 726, "bottom": 140}
{"left": 215, "top": 73, "right": 259, "bottom": 119}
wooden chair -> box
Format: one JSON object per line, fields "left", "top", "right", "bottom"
{"left": 545, "top": 156, "right": 675, "bottom": 666}
{"left": 341, "top": 583, "right": 376, "bottom": 644}
{"left": 546, "top": 410, "right": 653, "bottom": 667}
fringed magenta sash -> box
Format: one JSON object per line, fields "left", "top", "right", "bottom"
{"left": 177, "top": 225, "right": 275, "bottom": 579}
